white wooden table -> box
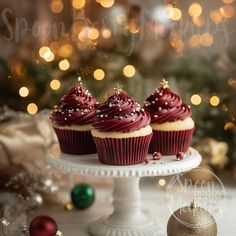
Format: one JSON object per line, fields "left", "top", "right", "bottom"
{"left": 33, "top": 177, "right": 236, "bottom": 236}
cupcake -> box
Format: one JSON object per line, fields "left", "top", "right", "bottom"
{"left": 92, "top": 87, "right": 152, "bottom": 165}
{"left": 50, "top": 81, "right": 97, "bottom": 155}
{"left": 144, "top": 79, "right": 194, "bottom": 155}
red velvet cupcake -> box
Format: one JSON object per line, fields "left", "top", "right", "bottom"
{"left": 144, "top": 79, "right": 194, "bottom": 155}
{"left": 50, "top": 80, "right": 97, "bottom": 155}
{"left": 92, "top": 87, "right": 152, "bottom": 165}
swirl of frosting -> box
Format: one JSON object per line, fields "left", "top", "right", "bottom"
{"left": 92, "top": 92, "right": 151, "bottom": 132}
{"left": 50, "top": 84, "right": 97, "bottom": 126}
{"left": 144, "top": 87, "right": 192, "bottom": 123}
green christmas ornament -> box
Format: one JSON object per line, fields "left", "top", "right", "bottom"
{"left": 71, "top": 184, "right": 95, "bottom": 210}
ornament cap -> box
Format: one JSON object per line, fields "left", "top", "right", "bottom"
{"left": 160, "top": 79, "right": 169, "bottom": 89}
{"left": 114, "top": 84, "right": 123, "bottom": 94}
{"left": 65, "top": 202, "right": 74, "bottom": 211}
{"left": 77, "top": 76, "right": 82, "bottom": 85}
{"left": 190, "top": 199, "right": 197, "bottom": 208}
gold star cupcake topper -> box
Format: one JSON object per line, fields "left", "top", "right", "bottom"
{"left": 114, "top": 84, "right": 123, "bottom": 94}
{"left": 160, "top": 79, "right": 169, "bottom": 89}
{"left": 77, "top": 76, "right": 82, "bottom": 84}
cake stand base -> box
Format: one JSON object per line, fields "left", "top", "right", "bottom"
{"left": 89, "top": 218, "right": 161, "bottom": 236}
{"left": 88, "top": 178, "right": 163, "bottom": 236}
{"left": 48, "top": 147, "right": 201, "bottom": 236}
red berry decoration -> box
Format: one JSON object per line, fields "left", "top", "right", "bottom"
{"left": 153, "top": 152, "right": 162, "bottom": 160}
{"left": 29, "top": 215, "right": 58, "bottom": 236}
{"left": 176, "top": 152, "right": 185, "bottom": 161}
{"left": 144, "top": 159, "right": 149, "bottom": 164}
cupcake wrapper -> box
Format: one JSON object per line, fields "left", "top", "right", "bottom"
{"left": 54, "top": 127, "right": 97, "bottom": 155}
{"left": 93, "top": 134, "right": 152, "bottom": 165}
{"left": 149, "top": 128, "right": 194, "bottom": 155}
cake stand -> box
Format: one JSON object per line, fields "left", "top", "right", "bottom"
{"left": 47, "top": 147, "right": 201, "bottom": 236}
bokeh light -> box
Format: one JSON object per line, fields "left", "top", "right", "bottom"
{"left": 116, "top": 15, "right": 126, "bottom": 25}
{"left": 19, "top": 87, "right": 29, "bottom": 97}
{"left": 189, "top": 34, "right": 201, "bottom": 48}
{"left": 88, "top": 28, "right": 100, "bottom": 40}
{"left": 200, "top": 32, "right": 214, "bottom": 47}
{"left": 39, "top": 46, "right": 54, "bottom": 62}
{"left": 14, "top": 63, "right": 26, "bottom": 76}
{"left": 39, "top": 46, "right": 50, "bottom": 58}
{"left": 102, "top": 29, "right": 112, "bottom": 38}
{"left": 192, "top": 16, "right": 205, "bottom": 27}
{"left": 210, "top": 96, "right": 220, "bottom": 106}
{"left": 50, "top": 41, "right": 60, "bottom": 52}
{"left": 210, "top": 11, "right": 223, "bottom": 24}
{"left": 59, "top": 59, "right": 70, "bottom": 71}
{"left": 44, "top": 51, "right": 55, "bottom": 62}
{"left": 50, "top": 79, "right": 61, "bottom": 90}
{"left": 123, "top": 65, "right": 136, "bottom": 78}
{"left": 78, "top": 27, "right": 90, "bottom": 42}
{"left": 171, "top": 8, "right": 182, "bottom": 21}
{"left": 220, "top": 5, "right": 235, "bottom": 19}
{"left": 50, "top": 0, "right": 64, "bottom": 14}
{"left": 58, "top": 44, "right": 73, "bottom": 58}
{"left": 224, "top": 122, "right": 235, "bottom": 130}
{"left": 159, "top": 179, "right": 166, "bottom": 186}
{"left": 99, "top": 0, "right": 114, "bottom": 8}
{"left": 127, "top": 22, "right": 140, "bottom": 34}
{"left": 171, "top": 35, "right": 185, "bottom": 52}
{"left": 228, "top": 78, "right": 236, "bottom": 89}
{"left": 27, "top": 103, "right": 38, "bottom": 115}
{"left": 191, "top": 94, "right": 202, "bottom": 105}
{"left": 164, "top": 4, "right": 174, "bottom": 19}
{"left": 93, "top": 69, "right": 105, "bottom": 80}
{"left": 72, "top": 0, "right": 86, "bottom": 9}
{"left": 222, "top": 0, "right": 234, "bottom": 4}
{"left": 189, "top": 3, "right": 202, "bottom": 17}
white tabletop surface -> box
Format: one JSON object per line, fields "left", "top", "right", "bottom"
{"left": 33, "top": 177, "right": 236, "bottom": 236}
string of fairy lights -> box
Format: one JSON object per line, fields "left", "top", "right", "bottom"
{"left": 14, "top": 0, "right": 235, "bottom": 125}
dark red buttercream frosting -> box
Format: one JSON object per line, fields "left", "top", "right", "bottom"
{"left": 50, "top": 83, "right": 97, "bottom": 126}
{"left": 92, "top": 92, "right": 151, "bottom": 132}
{"left": 144, "top": 87, "right": 192, "bottom": 124}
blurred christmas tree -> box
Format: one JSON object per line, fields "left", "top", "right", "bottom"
{"left": 0, "top": 0, "right": 235, "bottom": 167}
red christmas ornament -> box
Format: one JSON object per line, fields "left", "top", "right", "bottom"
{"left": 176, "top": 152, "right": 185, "bottom": 161}
{"left": 29, "top": 215, "right": 58, "bottom": 236}
{"left": 153, "top": 152, "right": 162, "bottom": 160}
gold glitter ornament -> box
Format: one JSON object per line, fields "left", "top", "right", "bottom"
{"left": 167, "top": 200, "right": 217, "bottom": 236}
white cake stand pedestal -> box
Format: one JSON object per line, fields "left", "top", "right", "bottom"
{"left": 48, "top": 147, "right": 201, "bottom": 236}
